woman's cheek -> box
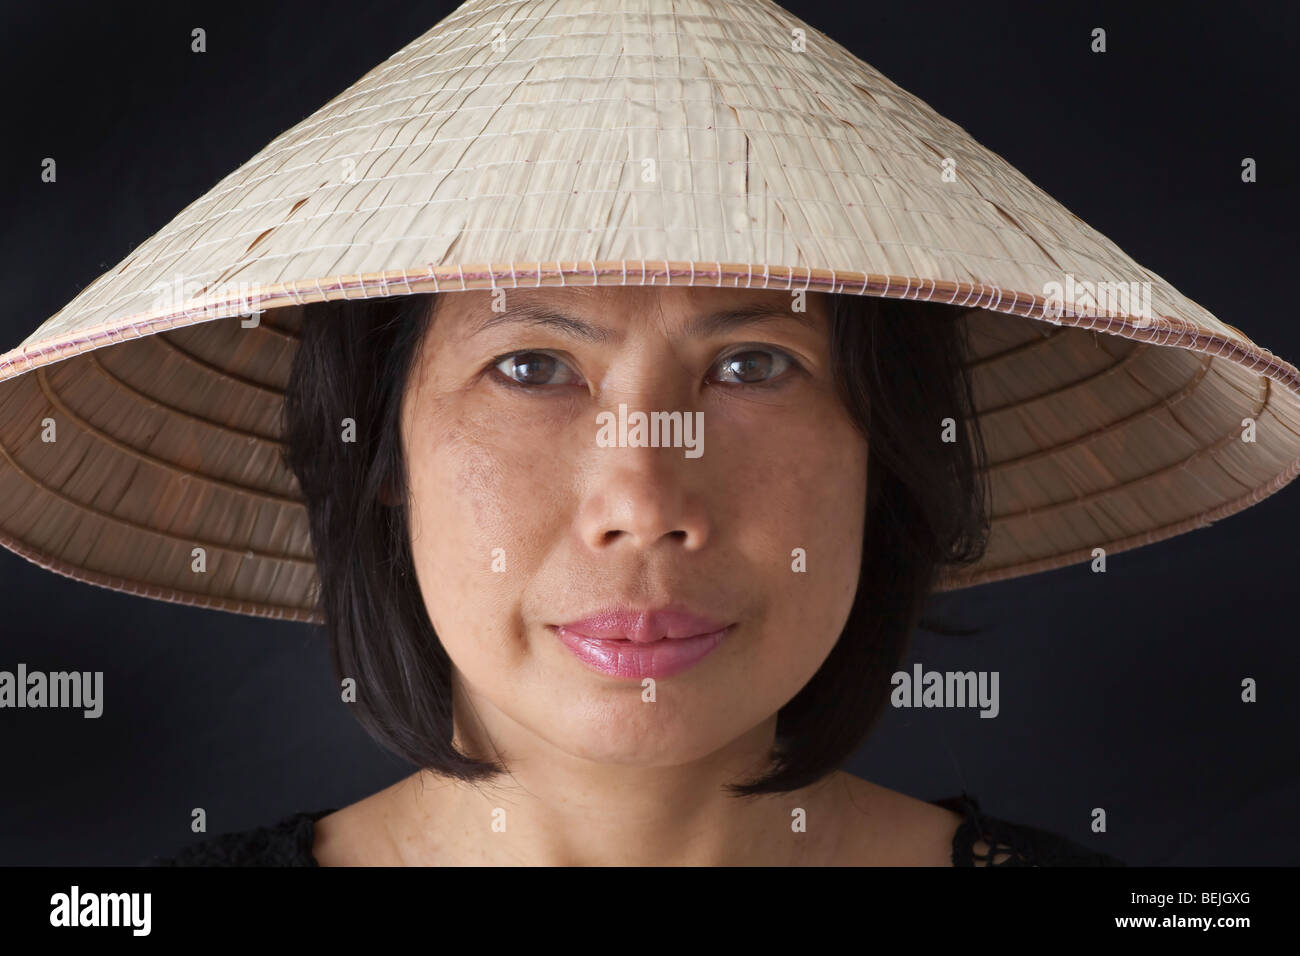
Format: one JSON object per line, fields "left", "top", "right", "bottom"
{"left": 736, "top": 411, "right": 864, "bottom": 615}
{"left": 415, "top": 404, "right": 568, "bottom": 578}
{"left": 725, "top": 399, "right": 864, "bottom": 529}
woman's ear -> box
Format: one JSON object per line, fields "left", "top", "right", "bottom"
{"left": 377, "top": 477, "right": 398, "bottom": 507}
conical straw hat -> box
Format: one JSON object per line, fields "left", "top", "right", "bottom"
{"left": 3, "top": 0, "right": 1299, "bottom": 623}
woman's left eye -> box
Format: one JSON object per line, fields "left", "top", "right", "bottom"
{"left": 710, "top": 348, "right": 796, "bottom": 386}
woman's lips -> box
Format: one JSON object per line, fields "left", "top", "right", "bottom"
{"left": 552, "top": 607, "right": 734, "bottom": 679}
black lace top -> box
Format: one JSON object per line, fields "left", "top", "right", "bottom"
{"left": 146, "top": 792, "right": 1124, "bottom": 866}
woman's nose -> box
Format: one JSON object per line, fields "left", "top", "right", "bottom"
{"left": 574, "top": 429, "right": 711, "bottom": 553}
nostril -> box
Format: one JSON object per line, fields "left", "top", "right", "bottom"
{"left": 599, "top": 528, "right": 688, "bottom": 546}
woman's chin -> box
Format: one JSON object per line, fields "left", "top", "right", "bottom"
{"left": 541, "top": 706, "right": 737, "bottom": 767}
{"left": 558, "top": 737, "right": 729, "bottom": 768}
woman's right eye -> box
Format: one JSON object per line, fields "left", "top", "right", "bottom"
{"left": 492, "top": 351, "right": 583, "bottom": 388}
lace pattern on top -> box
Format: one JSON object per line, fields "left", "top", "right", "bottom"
{"left": 937, "top": 791, "right": 1125, "bottom": 867}
{"left": 946, "top": 793, "right": 1036, "bottom": 866}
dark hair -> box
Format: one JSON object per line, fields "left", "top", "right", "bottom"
{"left": 281, "top": 290, "right": 990, "bottom": 796}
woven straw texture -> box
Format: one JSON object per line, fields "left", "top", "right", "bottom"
{"left": 3, "top": 0, "right": 1299, "bottom": 623}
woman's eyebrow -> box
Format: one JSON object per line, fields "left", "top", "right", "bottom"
{"left": 684, "top": 305, "right": 820, "bottom": 338}
{"left": 467, "top": 303, "right": 819, "bottom": 343}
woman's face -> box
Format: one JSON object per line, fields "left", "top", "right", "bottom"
{"left": 398, "top": 285, "right": 868, "bottom": 768}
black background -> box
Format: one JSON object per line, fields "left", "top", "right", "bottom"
{"left": 1, "top": 0, "right": 1297, "bottom": 865}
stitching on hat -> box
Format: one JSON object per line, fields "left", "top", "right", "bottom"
{"left": 988, "top": 368, "right": 1267, "bottom": 520}
{"left": 79, "top": 224, "right": 1119, "bottom": 320}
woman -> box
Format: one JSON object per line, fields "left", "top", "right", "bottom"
{"left": 3, "top": 0, "right": 1293, "bottom": 866}
{"left": 147, "top": 283, "right": 1121, "bottom": 865}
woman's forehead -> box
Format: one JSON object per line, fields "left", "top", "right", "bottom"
{"left": 433, "top": 284, "right": 830, "bottom": 331}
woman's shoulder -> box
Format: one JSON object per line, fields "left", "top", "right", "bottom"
{"left": 143, "top": 809, "right": 336, "bottom": 867}
{"left": 933, "top": 792, "right": 1127, "bottom": 867}
{"left": 830, "top": 773, "right": 1125, "bottom": 866}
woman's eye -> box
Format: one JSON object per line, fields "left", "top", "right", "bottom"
{"left": 711, "top": 349, "right": 794, "bottom": 385}
{"left": 493, "top": 351, "right": 582, "bottom": 387}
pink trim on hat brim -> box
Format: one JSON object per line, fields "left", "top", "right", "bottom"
{"left": 5, "top": 260, "right": 1297, "bottom": 391}
{"left": 0, "top": 525, "right": 323, "bottom": 624}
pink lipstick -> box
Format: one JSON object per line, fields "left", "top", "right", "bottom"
{"left": 552, "top": 606, "right": 734, "bottom": 679}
